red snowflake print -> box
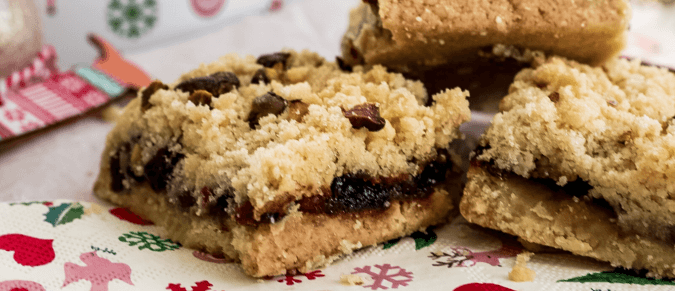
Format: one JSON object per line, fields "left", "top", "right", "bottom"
{"left": 166, "top": 280, "right": 222, "bottom": 291}
{"left": 303, "top": 270, "right": 325, "bottom": 280}
{"left": 271, "top": 269, "right": 326, "bottom": 286}
{"left": 352, "top": 264, "right": 413, "bottom": 290}
{"left": 278, "top": 275, "right": 301, "bottom": 285}
{"left": 3, "top": 108, "right": 25, "bottom": 122}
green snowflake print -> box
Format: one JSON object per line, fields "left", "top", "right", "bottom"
{"left": 107, "top": 0, "right": 158, "bottom": 38}
{"left": 44, "top": 202, "right": 85, "bottom": 227}
{"left": 118, "top": 231, "right": 180, "bottom": 252}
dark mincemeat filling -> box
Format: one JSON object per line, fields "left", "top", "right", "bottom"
{"left": 233, "top": 156, "right": 451, "bottom": 226}
{"left": 110, "top": 143, "right": 454, "bottom": 226}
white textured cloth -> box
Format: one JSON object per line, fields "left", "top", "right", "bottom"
{"left": 1, "top": 200, "right": 664, "bottom": 291}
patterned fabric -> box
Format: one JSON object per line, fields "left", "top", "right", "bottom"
{"left": 0, "top": 71, "right": 113, "bottom": 140}
{"left": 1, "top": 200, "right": 673, "bottom": 291}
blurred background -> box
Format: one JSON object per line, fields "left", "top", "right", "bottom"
{"left": 0, "top": 0, "right": 674, "bottom": 203}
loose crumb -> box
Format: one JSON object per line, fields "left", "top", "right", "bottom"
{"left": 340, "top": 274, "right": 364, "bottom": 286}
{"left": 340, "top": 240, "right": 363, "bottom": 254}
{"left": 508, "top": 251, "right": 536, "bottom": 282}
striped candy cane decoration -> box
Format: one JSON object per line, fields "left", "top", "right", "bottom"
{"left": 0, "top": 45, "right": 59, "bottom": 107}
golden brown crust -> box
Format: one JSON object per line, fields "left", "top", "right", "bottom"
{"left": 461, "top": 165, "right": 675, "bottom": 278}
{"left": 95, "top": 159, "right": 460, "bottom": 277}
{"left": 342, "top": 0, "right": 630, "bottom": 71}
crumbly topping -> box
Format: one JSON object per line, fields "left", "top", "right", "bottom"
{"left": 476, "top": 56, "right": 675, "bottom": 227}
{"left": 106, "top": 50, "right": 470, "bottom": 212}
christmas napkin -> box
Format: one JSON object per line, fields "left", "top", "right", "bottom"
{"left": 1, "top": 200, "right": 673, "bottom": 291}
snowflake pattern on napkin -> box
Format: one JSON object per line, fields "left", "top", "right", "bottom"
{"left": 1, "top": 200, "right": 673, "bottom": 290}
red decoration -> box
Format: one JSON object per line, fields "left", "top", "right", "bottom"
{"left": 0, "top": 234, "right": 55, "bottom": 267}
{"left": 62, "top": 251, "right": 133, "bottom": 291}
{"left": 192, "top": 250, "right": 230, "bottom": 264}
{"left": 352, "top": 264, "right": 412, "bottom": 290}
{"left": 269, "top": 0, "right": 283, "bottom": 11}
{"left": 166, "top": 280, "right": 217, "bottom": 291}
{"left": 109, "top": 207, "right": 154, "bottom": 225}
{"left": 190, "top": 0, "right": 226, "bottom": 17}
{"left": 453, "top": 283, "right": 516, "bottom": 291}
{"left": 88, "top": 34, "right": 151, "bottom": 88}
{"left": 0, "top": 280, "right": 46, "bottom": 291}
{"left": 268, "top": 270, "right": 326, "bottom": 286}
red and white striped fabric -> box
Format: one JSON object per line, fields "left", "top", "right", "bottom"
{"left": 0, "top": 45, "right": 59, "bottom": 106}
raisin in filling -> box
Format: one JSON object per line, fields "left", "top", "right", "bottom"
{"left": 233, "top": 152, "right": 454, "bottom": 226}
{"left": 109, "top": 142, "right": 184, "bottom": 193}
{"left": 111, "top": 140, "right": 453, "bottom": 226}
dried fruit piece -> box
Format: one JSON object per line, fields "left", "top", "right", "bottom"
{"left": 326, "top": 175, "right": 390, "bottom": 214}
{"left": 548, "top": 92, "right": 560, "bottom": 103}
{"left": 175, "top": 71, "right": 240, "bottom": 96}
{"left": 177, "top": 192, "right": 196, "bottom": 209}
{"left": 188, "top": 90, "right": 213, "bottom": 108}
{"left": 247, "top": 92, "right": 287, "bottom": 128}
{"left": 210, "top": 71, "right": 241, "bottom": 94}
{"left": 344, "top": 103, "right": 386, "bottom": 131}
{"left": 256, "top": 52, "right": 291, "bottom": 69}
{"left": 144, "top": 147, "right": 185, "bottom": 192}
{"left": 336, "top": 56, "right": 352, "bottom": 72}
{"left": 175, "top": 76, "right": 218, "bottom": 95}
{"left": 250, "top": 68, "right": 270, "bottom": 85}
{"left": 287, "top": 100, "right": 310, "bottom": 122}
{"left": 141, "top": 81, "right": 169, "bottom": 112}
{"left": 618, "top": 131, "right": 633, "bottom": 145}
{"left": 209, "top": 188, "right": 234, "bottom": 217}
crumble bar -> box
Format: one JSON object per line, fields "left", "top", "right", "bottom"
{"left": 461, "top": 56, "right": 675, "bottom": 277}
{"left": 94, "top": 50, "right": 470, "bottom": 277}
{"left": 340, "top": 0, "right": 630, "bottom": 112}
{"left": 341, "top": 0, "right": 630, "bottom": 71}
